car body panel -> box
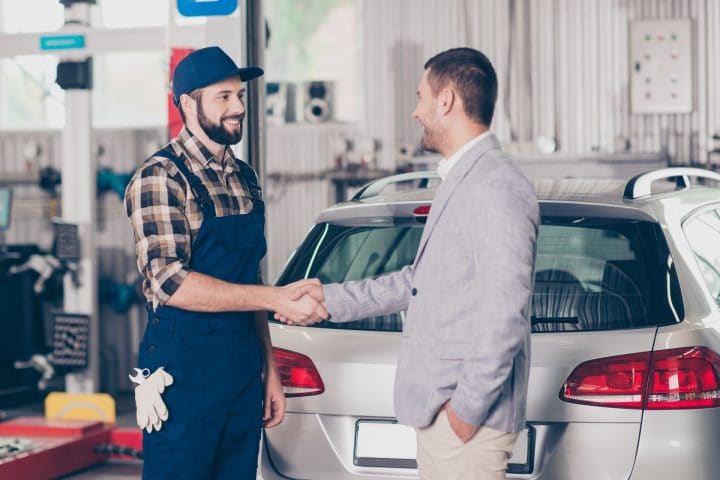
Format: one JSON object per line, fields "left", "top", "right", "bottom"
{"left": 526, "top": 328, "right": 656, "bottom": 423}
{"left": 630, "top": 409, "right": 720, "bottom": 480}
{"left": 262, "top": 417, "right": 641, "bottom": 480}
{"left": 268, "top": 324, "right": 400, "bottom": 416}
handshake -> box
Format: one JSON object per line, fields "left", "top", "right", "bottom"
{"left": 271, "top": 278, "right": 327, "bottom": 326}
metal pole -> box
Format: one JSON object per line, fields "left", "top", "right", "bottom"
{"left": 60, "top": 0, "right": 98, "bottom": 393}
{"left": 245, "top": 0, "right": 268, "bottom": 282}
{"left": 245, "top": 0, "right": 266, "bottom": 184}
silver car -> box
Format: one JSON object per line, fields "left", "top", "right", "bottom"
{"left": 260, "top": 167, "right": 720, "bottom": 480}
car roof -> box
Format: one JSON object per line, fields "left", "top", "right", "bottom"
{"left": 316, "top": 171, "right": 720, "bottom": 226}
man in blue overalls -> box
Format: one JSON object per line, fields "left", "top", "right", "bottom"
{"left": 125, "top": 46, "right": 327, "bottom": 479}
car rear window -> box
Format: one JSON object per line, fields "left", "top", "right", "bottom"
{"left": 277, "top": 216, "right": 683, "bottom": 332}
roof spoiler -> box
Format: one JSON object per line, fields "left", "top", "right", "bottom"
{"left": 623, "top": 167, "right": 720, "bottom": 200}
{"left": 351, "top": 171, "right": 439, "bottom": 201}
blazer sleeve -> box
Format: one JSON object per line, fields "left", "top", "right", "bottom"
{"left": 322, "top": 264, "right": 414, "bottom": 322}
{"left": 449, "top": 173, "right": 539, "bottom": 427}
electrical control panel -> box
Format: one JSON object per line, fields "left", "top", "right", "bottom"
{"left": 630, "top": 19, "right": 693, "bottom": 114}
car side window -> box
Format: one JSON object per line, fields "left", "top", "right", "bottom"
{"left": 307, "top": 225, "right": 422, "bottom": 332}
{"left": 315, "top": 227, "right": 421, "bottom": 283}
{"left": 683, "top": 208, "right": 720, "bottom": 304}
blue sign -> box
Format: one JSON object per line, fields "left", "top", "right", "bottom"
{"left": 177, "top": 0, "right": 238, "bottom": 17}
{"left": 40, "top": 34, "right": 85, "bottom": 51}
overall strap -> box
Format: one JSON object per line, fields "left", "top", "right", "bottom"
{"left": 235, "top": 159, "right": 263, "bottom": 203}
{"left": 153, "top": 147, "right": 216, "bottom": 219}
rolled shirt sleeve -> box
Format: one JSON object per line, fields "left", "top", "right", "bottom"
{"left": 125, "top": 161, "right": 192, "bottom": 311}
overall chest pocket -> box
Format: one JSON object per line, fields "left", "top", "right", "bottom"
{"left": 214, "top": 213, "right": 264, "bottom": 252}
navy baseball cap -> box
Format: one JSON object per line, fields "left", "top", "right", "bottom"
{"left": 172, "top": 46, "right": 263, "bottom": 105}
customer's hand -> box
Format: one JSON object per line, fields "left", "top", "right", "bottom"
{"left": 444, "top": 403, "right": 479, "bottom": 444}
{"left": 273, "top": 280, "right": 327, "bottom": 326}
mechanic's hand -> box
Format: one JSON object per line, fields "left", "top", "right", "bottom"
{"left": 273, "top": 282, "right": 328, "bottom": 326}
{"left": 274, "top": 279, "right": 326, "bottom": 325}
{"left": 263, "top": 365, "right": 286, "bottom": 428}
{"left": 444, "top": 403, "right": 478, "bottom": 444}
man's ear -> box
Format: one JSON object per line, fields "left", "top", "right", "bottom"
{"left": 180, "top": 93, "right": 196, "bottom": 116}
{"left": 437, "top": 87, "right": 456, "bottom": 116}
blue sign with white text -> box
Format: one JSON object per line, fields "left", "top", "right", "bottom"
{"left": 177, "top": 0, "right": 238, "bottom": 17}
{"left": 40, "top": 34, "right": 85, "bottom": 51}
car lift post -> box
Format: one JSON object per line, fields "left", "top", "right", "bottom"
{"left": 56, "top": 0, "right": 99, "bottom": 393}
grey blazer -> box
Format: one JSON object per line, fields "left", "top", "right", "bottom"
{"left": 324, "top": 134, "right": 539, "bottom": 433}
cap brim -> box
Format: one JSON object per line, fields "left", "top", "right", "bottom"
{"left": 236, "top": 66, "right": 264, "bottom": 81}
{"left": 203, "top": 66, "right": 264, "bottom": 87}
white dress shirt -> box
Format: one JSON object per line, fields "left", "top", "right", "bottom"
{"left": 436, "top": 131, "right": 491, "bottom": 181}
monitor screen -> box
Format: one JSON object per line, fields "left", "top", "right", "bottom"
{"left": 0, "top": 187, "right": 11, "bottom": 231}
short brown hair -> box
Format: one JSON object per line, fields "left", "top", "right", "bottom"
{"left": 424, "top": 47, "right": 498, "bottom": 126}
{"left": 178, "top": 89, "right": 203, "bottom": 124}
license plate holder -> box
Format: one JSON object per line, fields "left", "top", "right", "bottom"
{"left": 353, "top": 419, "right": 535, "bottom": 474}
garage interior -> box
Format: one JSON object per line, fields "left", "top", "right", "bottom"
{"left": 0, "top": 0, "right": 719, "bottom": 478}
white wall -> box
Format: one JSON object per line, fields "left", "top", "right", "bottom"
{"left": 362, "top": 0, "right": 720, "bottom": 166}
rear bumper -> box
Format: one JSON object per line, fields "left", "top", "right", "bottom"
{"left": 259, "top": 412, "right": 642, "bottom": 480}
{"left": 260, "top": 412, "right": 418, "bottom": 480}
{"left": 259, "top": 439, "right": 290, "bottom": 480}
{"left": 628, "top": 408, "right": 720, "bottom": 479}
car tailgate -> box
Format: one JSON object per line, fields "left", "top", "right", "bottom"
{"left": 265, "top": 322, "right": 657, "bottom": 479}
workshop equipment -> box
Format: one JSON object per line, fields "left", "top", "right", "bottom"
{"left": 0, "top": 417, "right": 143, "bottom": 479}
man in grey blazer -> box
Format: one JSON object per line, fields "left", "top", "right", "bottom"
{"left": 280, "top": 47, "right": 538, "bottom": 480}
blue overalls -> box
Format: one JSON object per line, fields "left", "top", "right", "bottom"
{"left": 138, "top": 148, "right": 267, "bottom": 479}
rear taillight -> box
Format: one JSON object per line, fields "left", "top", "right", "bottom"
{"left": 646, "top": 347, "right": 720, "bottom": 409}
{"left": 272, "top": 347, "right": 325, "bottom": 397}
{"left": 560, "top": 347, "right": 720, "bottom": 410}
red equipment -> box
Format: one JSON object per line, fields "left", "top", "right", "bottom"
{"left": 0, "top": 416, "right": 142, "bottom": 480}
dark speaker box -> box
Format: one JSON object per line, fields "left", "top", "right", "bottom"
{"left": 302, "top": 81, "right": 334, "bottom": 123}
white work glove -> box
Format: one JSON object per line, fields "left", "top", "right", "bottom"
{"left": 129, "top": 367, "right": 174, "bottom": 433}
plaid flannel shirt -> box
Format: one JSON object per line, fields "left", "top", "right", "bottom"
{"left": 125, "top": 127, "right": 257, "bottom": 310}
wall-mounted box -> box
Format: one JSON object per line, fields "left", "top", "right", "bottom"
{"left": 630, "top": 19, "right": 693, "bottom": 114}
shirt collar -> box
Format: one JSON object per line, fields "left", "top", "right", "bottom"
{"left": 176, "top": 127, "right": 237, "bottom": 171}
{"left": 436, "top": 130, "right": 491, "bottom": 181}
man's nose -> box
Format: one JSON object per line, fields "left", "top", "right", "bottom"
{"left": 230, "top": 95, "right": 246, "bottom": 114}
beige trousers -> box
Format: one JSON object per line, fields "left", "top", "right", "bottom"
{"left": 415, "top": 410, "right": 517, "bottom": 480}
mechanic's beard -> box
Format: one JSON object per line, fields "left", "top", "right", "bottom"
{"left": 198, "top": 103, "right": 244, "bottom": 146}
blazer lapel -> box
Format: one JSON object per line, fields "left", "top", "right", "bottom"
{"left": 413, "top": 134, "right": 501, "bottom": 266}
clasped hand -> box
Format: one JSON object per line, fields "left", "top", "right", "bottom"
{"left": 273, "top": 278, "right": 326, "bottom": 326}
